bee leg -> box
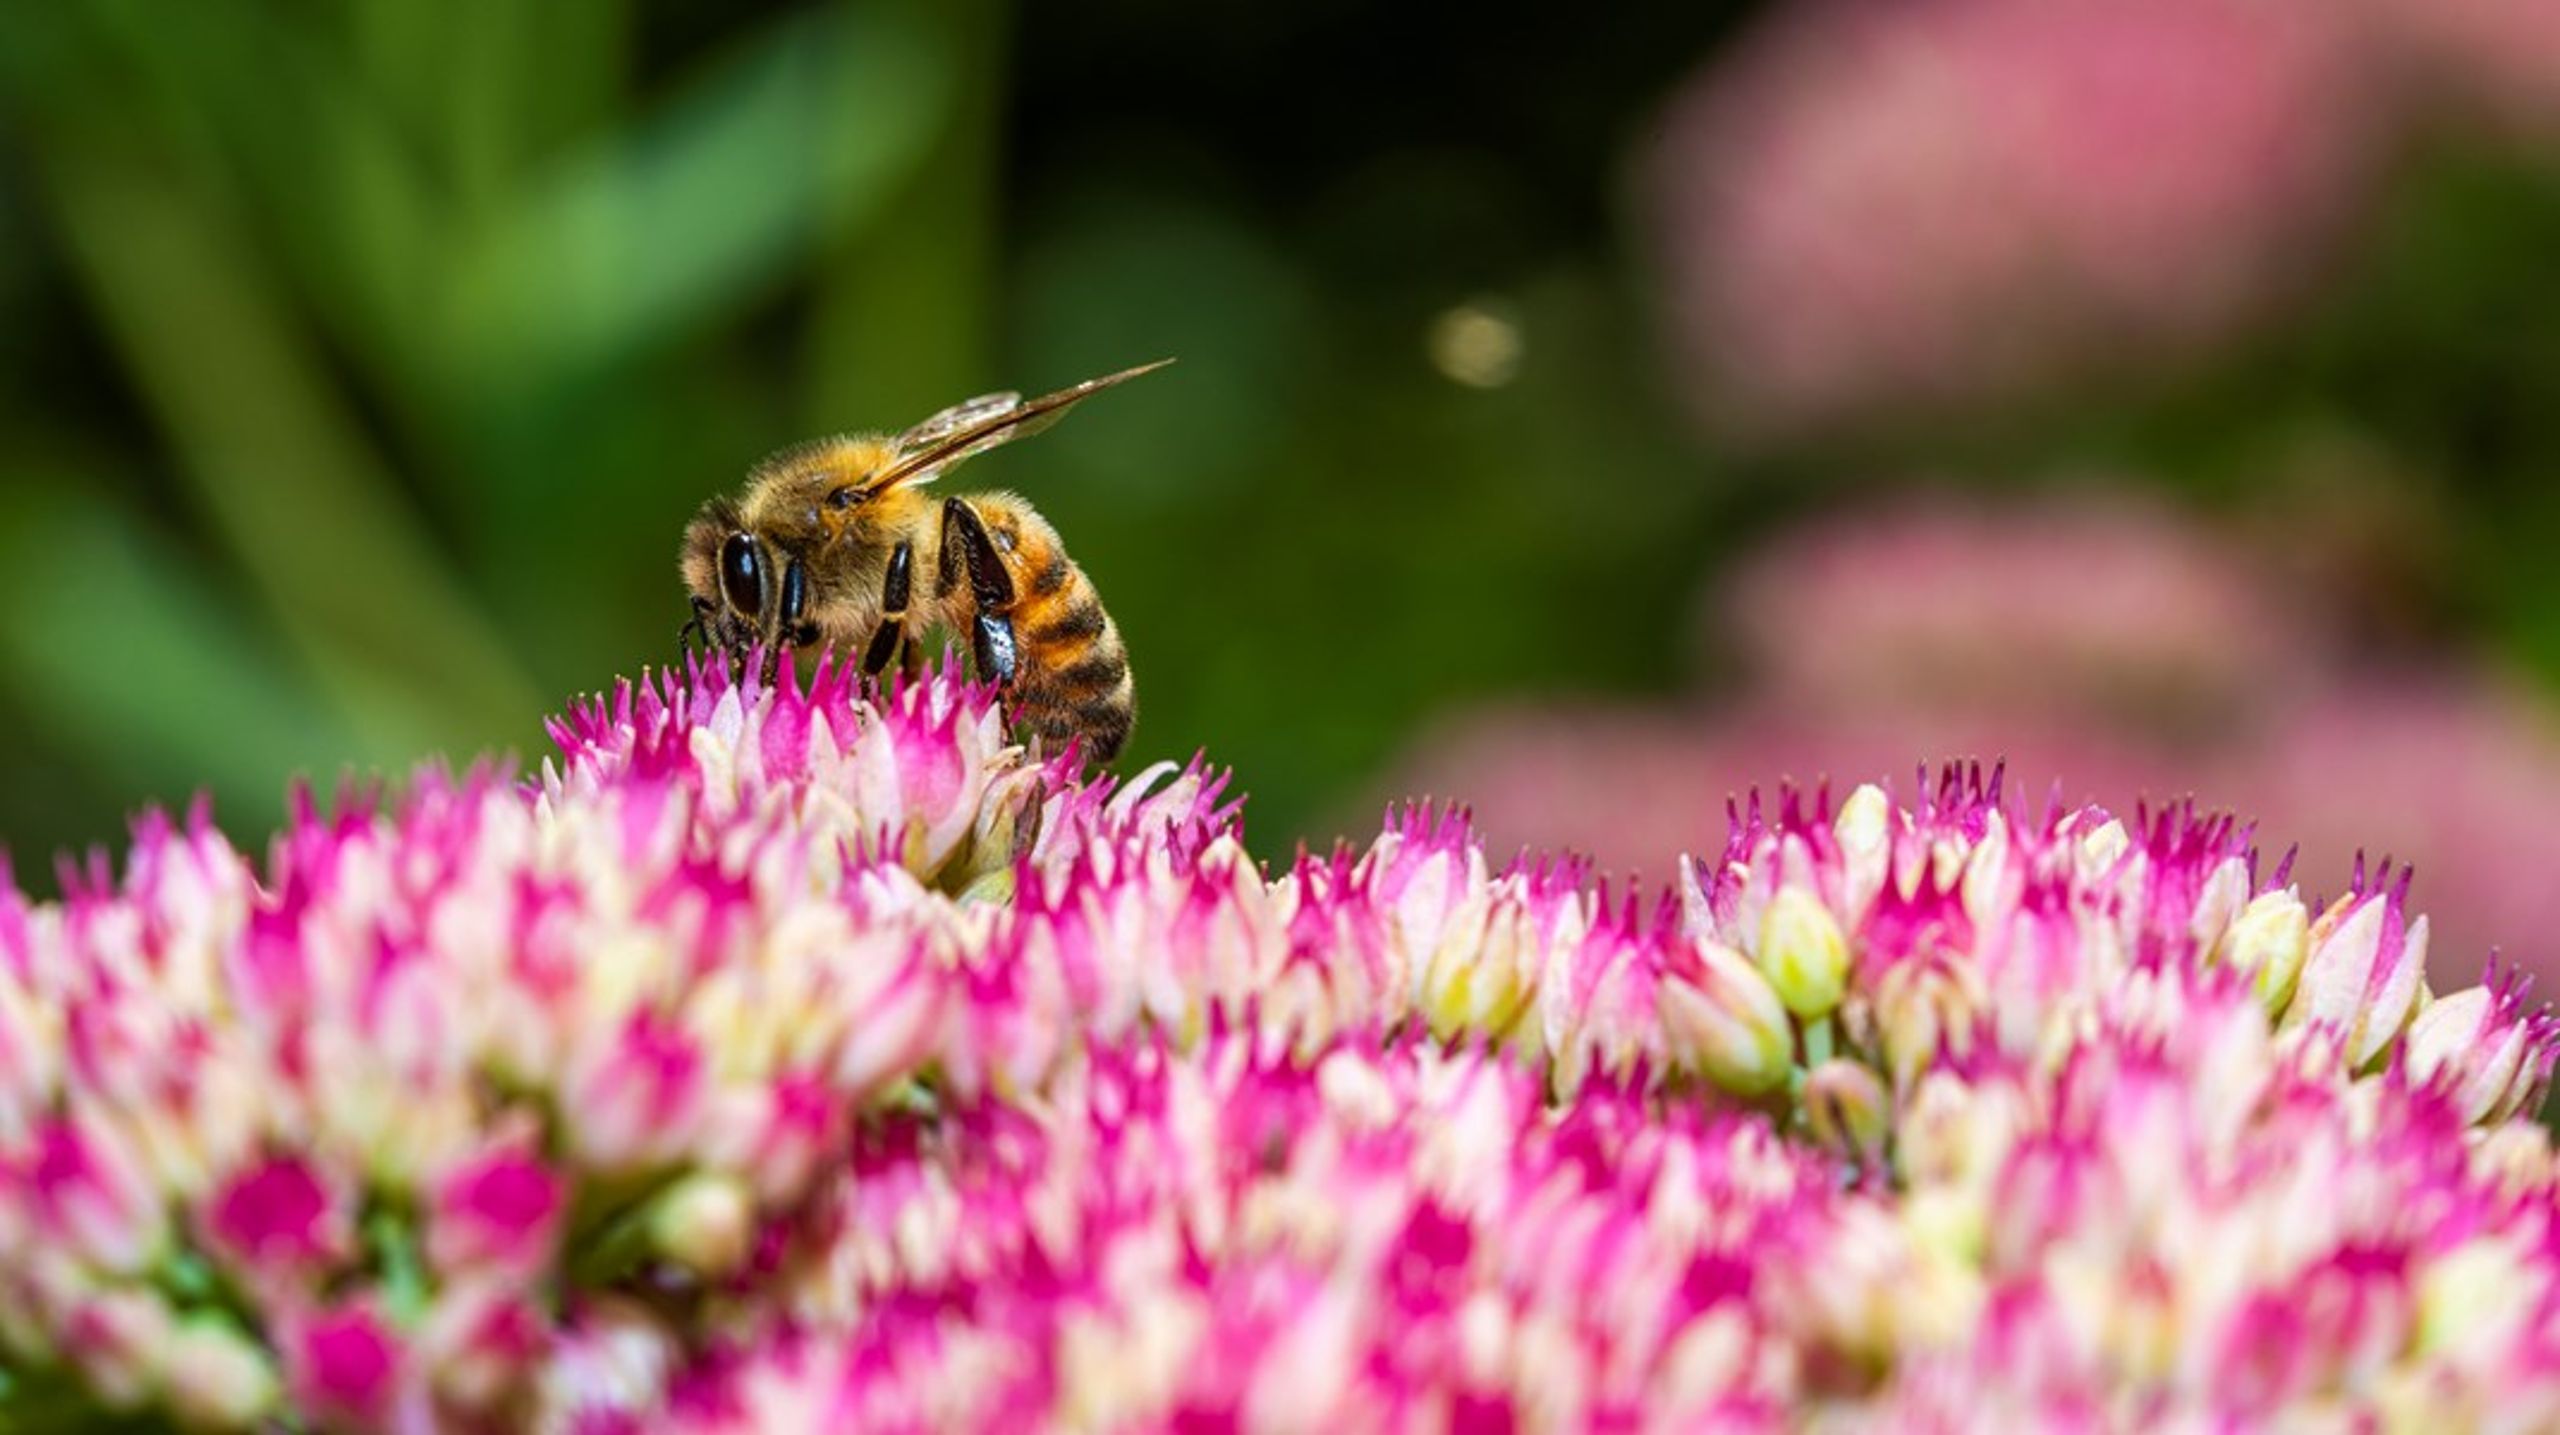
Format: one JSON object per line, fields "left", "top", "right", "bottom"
{"left": 761, "top": 557, "right": 816, "bottom": 686}
{"left": 862, "top": 541, "right": 914, "bottom": 678}
{"left": 939, "top": 497, "right": 1018, "bottom": 687}
{"left": 973, "top": 613, "right": 1019, "bottom": 688}
{"left": 859, "top": 624, "right": 903, "bottom": 677}
{"left": 677, "top": 596, "right": 714, "bottom": 659}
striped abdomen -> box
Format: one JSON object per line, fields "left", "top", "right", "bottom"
{"left": 966, "top": 494, "right": 1135, "bottom": 762}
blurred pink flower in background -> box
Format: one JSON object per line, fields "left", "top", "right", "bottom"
{"left": 1652, "top": 0, "right": 2560, "bottom": 435}
{"left": 2366, "top": 0, "right": 2560, "bottom": 138}
{"left": 1718, "top": 496, "right": 2324, "bottom": 729}
{"left": 1391, "top": 495, "right": 2560, "bottom": 989}
{"left": 1652, "top": 0, "right": 2379, "bottom": 432}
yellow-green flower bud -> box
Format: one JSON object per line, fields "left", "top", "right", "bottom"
{"left": 1659, "top": 940, "right": 1794, "bottom": 1096}
{"left": 1757, "top": 886, "right": 1849, "bottom": 1018}
{"left": 1803, "top": 1059, "right": 1891, "bottom": 1167}
{"left": 164, "top": 1317, "right": 281, "bottom": 1430}
{"left": 649, "top": 1171, "right": 756, "bottom": 1278}
{"left": 2216, "top": 889, "right": 2309, "bottom": 1019}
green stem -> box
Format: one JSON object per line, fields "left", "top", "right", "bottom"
{"left": 148, "top": 1246, "right": 261, "bottom": 1338}
{"left": 367, "top": 1209, "right": 430, "bottom": 1327}
{"left": 567, "top": 1197, "right": 661, "bottom": 1291}
{"left": 562, "top": 1169, "right": 683, "bottom": 1291}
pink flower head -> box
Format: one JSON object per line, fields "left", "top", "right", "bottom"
{"left": 849, "top": 667, "right": 1006, "bottom": 876}
{"left": 416, "top": 1280, "right": 551, "bottom": 1413}
{"left": 1, "top": 653, "right": 2555, "bottom": 1428}
{"left": 2362, "top": 0, "right": 2560, "bottom": 138}
{"left": 2292, "top": 858, "right": 2429, "bottom": 1066}
{"left": 58, "top": 1283, "right": 176, "bottom": 1410}
{"left": 204, "top": 1154, "right": 347, "bottom": 1280}
{"left": 1654, "top": 0, "right": 2377, "bottom": 431}
{"left": 566, "top": 1012, "right": 710, "bottom": 1172}
{"left": 2405, "top": 960, "right": 2558, "bottom": 1125}
{"left": 1540, "top": 890, "right": 1674, "bottom": 1096}
{"left": 1720, "top": 495, "right": 2322, "bottom": 726}
{"left": 14, "top": 1114, "right": 166, "bottom": 1274}
{"left": 284, "top": 1301, "right": 405, "bottom": 1429}
{"left": 428, "top": 1142, "right": 565, "bottom": 1278}
{"left": 1404, "top": 496, "right": 2560, "bottom": 991}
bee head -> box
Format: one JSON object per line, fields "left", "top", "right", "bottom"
{"left": 680, "top": 499, "right": 810, "bottom": 653}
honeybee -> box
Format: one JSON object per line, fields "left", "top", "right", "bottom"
{"left": 679, "top": 362, "right": 1165, "bottom": 763}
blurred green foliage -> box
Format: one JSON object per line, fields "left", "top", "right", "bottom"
{"left": 6, "top": 0, "right": 2560, "bottom": 880}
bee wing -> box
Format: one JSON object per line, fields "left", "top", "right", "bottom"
{"left": 872, "top": 360, "right": 1173, "bottom": 491}
{"left": 895, "top": 391, "right": 1024, "bottom": 453}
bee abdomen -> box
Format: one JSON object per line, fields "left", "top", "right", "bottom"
{"left": 1014, "top": 578, "right": 1135, "bottom": 762}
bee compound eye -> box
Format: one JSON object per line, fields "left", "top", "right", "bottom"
{"left": 720, "top": 533, "right": 764, "bottom": 617}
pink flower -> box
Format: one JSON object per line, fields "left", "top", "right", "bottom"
{"left": 204, "top": 1155, "right": 346, "bottom": 1280}
{"left": 1653, "top": 0, "right": 2377, "bottom": 431}
{"left": 2406, "top": 961, "right": 2557, "bottom": 1124}
{"left": 2292, "top": 861, "right": 2429, "bottom": 1066}
{"left": 1719, "top": 496, "right": 2323, "bottom": 725}
{"left": 0, "top": 652, "right": 2552, "bottom": 1428}
{"left": 57, "top": 1283, "right": 175, "bottom": 1410}
{"left": 564, "top": 1012, "right": 711, "bottom": 1173}
{"left": 415, "top": 1280, "right": 549, "bottom": 1413}
{"left": 1648, "top": 0, "right": 2560, "bottom": 437}
{"left": 428, "top": 1143, "right": 565, "bottom": 1278}
{"left": 283, "top": 1301, "right": 404, "bottom": 1429}
{"left": 1394, "top": 497, "right": 2560, "bottom": 993}
{"left": 2362, "top": 0, "right": 2560, "bottom": 138}
{"left": 13, "top": 1115, "right": 165, "bottom": 1274}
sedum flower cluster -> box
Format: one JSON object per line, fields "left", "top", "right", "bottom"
{"left": 0, "top": 656, "right": 2554, "bottom": 1431}
{"left": 1653, "top": 0, "right": 2560, "bottom": 435}
{"left": 1396, "top": 493, "right": 2560, "bottom": 993}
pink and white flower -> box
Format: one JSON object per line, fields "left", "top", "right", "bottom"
{"left": 0, "top": 653, "right": 2549, "bottom": 1428}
